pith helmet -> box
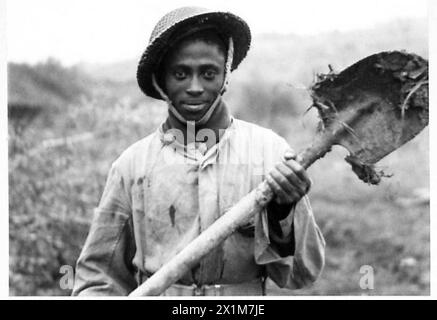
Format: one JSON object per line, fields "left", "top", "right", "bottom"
{"left": 137, "top": 6, "right": 251, "bottom": 100}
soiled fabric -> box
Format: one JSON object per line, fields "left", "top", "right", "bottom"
{"left": 72, "top": 118, "right": 325, "bottom": 296}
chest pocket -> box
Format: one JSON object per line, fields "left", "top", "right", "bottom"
{"left": 146, "top": 163, "right": 199, "bottom": 241}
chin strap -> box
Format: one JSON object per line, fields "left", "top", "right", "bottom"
{"left": 221, "top": 36, "right": 234, "bottom": 96}
{"left": 152, "top": 37, "right": 234, "bottom": 126}
{"left": 152, "top": 74, "right": 187, "bottom": 124}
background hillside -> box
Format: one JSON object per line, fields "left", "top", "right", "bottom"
{"left": 8, "top": 18, "right": 429, "bottom": 295}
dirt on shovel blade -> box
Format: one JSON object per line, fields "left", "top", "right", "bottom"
{"left": 310, "top": 51, "right": 428, "bottom": 184}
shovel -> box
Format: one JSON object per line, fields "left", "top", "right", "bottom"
{"left": 129, "top": 50, "right": 429, "bottom": 296}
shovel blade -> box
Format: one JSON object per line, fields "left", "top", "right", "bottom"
{"left": 311, "top": 51, "right": 428, "bottom": 184}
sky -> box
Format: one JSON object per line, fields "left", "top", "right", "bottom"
{"left": 5, "top": 0, "right": 428, "bottom": 65}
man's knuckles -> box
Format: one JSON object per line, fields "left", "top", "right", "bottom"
{"left": 276, "top": 164, "right": 306, "bottom": 190}
{"left": 270, "top": 169, "right": 291, "bottom": 188}
{"left": 284, "top": 160, "right": 306, "bottom": 177}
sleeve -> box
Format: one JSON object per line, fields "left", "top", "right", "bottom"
{"left": 253, "top": 133, "right": 326, "bottom": 289}
{"left": 254, "top": 197, "right": 325, "bottom": 289}
{"left": 72, "top": 163, "right": 137, "bottom": 296}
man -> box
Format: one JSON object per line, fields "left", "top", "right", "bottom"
{"left": 72, "top": 7, "right": 325, "bottom": 296}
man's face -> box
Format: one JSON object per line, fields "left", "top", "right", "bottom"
{"left": 163, "top": 39, "right": 226, "bottom": 122}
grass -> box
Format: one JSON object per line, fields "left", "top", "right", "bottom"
{"left": 9, "top": 94, "right": 429, "bottom": 296}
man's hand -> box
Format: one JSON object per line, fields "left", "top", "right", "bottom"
{"left": 266, "top": 149, "right": 312, "bottom": 206}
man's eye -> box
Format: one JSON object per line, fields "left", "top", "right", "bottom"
{"left": 203, "top": 70, "right": 217, "bottom": 79}
{"left": 174, "top": 71, "right": 186, "bottom": 79}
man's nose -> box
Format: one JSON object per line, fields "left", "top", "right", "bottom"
{"left": 186, "top": 76, "right": 204, "bottom": 95}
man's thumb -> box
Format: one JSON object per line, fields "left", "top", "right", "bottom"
{"left": 283, "top": 149, "right": 297, "bottom": 161}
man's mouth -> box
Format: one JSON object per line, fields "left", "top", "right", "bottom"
{"left": 181, "top": 102, "right": 208, "bottom": 112}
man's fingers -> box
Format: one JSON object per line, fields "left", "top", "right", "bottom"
{"left": 266, "top": 174, "right": 293, "bottom": 204}
{"left": 276, "top": 163, "right": 307, "bottom": 195}
{"left": 283, "top": 159, "right": 311, "bottom": 189}
{"left": 269, "top": 170, "right": 301, "bottom": 201}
